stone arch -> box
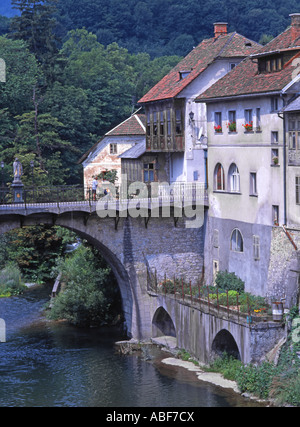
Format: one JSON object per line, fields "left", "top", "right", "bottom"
{"left": 0, "top": 212, "right": 135, "bottom": 337}
{"left": 152, "top": 306, "right": 176, "bottom": 338}
{"left": 211, "top": 329, "right": 241, "bottom": 360}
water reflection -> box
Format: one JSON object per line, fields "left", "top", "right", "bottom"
{"left": 0, "top": 285, "right": 264, "bottom": 407}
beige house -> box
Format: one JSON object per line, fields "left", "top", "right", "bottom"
{"left": 79, "top": 113, "right": 145, "bottom": 189}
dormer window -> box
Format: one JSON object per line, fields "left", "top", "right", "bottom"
{"left": 258, "top": 55, "right": 283, "bottom": 74}
{"left": 179, "top": 70, "right": 191, "bottom": 80}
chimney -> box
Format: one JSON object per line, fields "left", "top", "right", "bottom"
{"left": 290, "top": 13, "right": 300, "bottom": 44}
{"left": 214, "top": 22, "right": 228, "bottom": 38}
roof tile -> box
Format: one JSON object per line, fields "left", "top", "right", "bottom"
{"left": 138, "top": 33, "right": 260, "bottom": 104}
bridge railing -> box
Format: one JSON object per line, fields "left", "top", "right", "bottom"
{"left": 149, "top": 275, "right": 272, "bottom": 325}
{"left": 0, "top": 182, "right": 208, "bottom": 207}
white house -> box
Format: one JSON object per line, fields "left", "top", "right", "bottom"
{"left": 138, "top": 22, "right": 261, "bottom": 186}
{"left": 79, "top": 113, "right": 145, "bottom": 188}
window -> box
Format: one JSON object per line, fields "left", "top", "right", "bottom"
{"left": 146, "top": 112, "right": 151, "bottom": 136}
{"left": 296, "top": 177, "right": 300, "bottom": 204}
{"left": 250, "top": 172, "right": 257, "bottom": 196}
{"left": 271, "top": 131, "right": 279, "bottom": 144}
{"left": 167, "top": 110, "right": 171, "bottom": 136}
{"left": 256, "top": 108, "right": 261, "bottom": 131}
{"left": 271, "top": 97, "right": 280, "bottom": 112}
{"left": 272, "top": 205, "right": 279, "bottom": 225}
{"left": 230, "top": 63, "right": 237, "bottom": 70}
{"left": 253, "top": 235, "right": 260, "bottom": 260}
{"left": 153, "top": 112, "right": 158, "bottom": 136}
{"left": 160, "top": 111, "right": 164, "bottom": 136}
{"left": 228, "top": 163, "right": 240, "bottom": 192}
{"left": 214, "top": 112, "right": 222, "bottom": 133}
{"left": 213, "top": 260, "right": 219, "bottom": 285}
{"left": 214, "top": 163, "right": 225, "bottom": 191}
{"left": 110, "top": 143, "right": 117, "bottom": 154}
{"left": 272, "top": 148, "right": 279, "bottom": 165}
{"left": 179, "top": 70, "right": 191, "bottom": 80}
{"left": 288, "top": 116, "right": 300, "bottom": 150}
{"left": 143, "top": 163, "right": 155, "bottom": 183}
{"left": 227, "top": 110, "right": 236, "bottom": 132}
{"left": 244, "top": 109, "right": 253, "bottom": 130}
{"left": 213, "top": 229, "right": 219, "bottom": 248}
{"left": 175, "top": 109, "right": 183, "bottom": 135}
{"left": 259, "top": 56, "right": 283, "bottom": 74}
{"left": 230, "top": 229, "right": 243, "bottom": 252}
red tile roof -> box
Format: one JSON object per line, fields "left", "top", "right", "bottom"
{"left": 78, "top": 113, "right": 145, "bottom": 163}
{"left": 138, "top": 32, "right": 261, "bottom": 104}
{"left": 196, "top": 26, "right": 300, "bottom": 102}
{"left": 106, "top": 114, "right": 145, "bottom": 136}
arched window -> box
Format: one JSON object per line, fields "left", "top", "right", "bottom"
{"left": 228, "top": 163, "right": 240, "bottom": 192}
{"left": 214, "top": 163, "right": 225, "bottom": 191}
{"left": 230, "top": 228, "right": 243, "bottom": 252}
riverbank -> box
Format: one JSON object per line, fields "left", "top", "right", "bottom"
{"left": 115, "top": 337, "right": 270, "bottom": 406}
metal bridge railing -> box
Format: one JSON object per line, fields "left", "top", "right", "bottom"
{"left": 0, "top": 183, "right": 208, "bottom": 208}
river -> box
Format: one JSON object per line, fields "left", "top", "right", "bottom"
{"left": 0, "top": 284, "right": 264, "bottom": 407}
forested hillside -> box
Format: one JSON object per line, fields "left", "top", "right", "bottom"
{"left": 1, "top": 0, "right": 300, "bottom": 56}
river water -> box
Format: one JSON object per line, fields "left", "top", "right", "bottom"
{"left": 0, "top": 284, "right": 263, "bottom": 407}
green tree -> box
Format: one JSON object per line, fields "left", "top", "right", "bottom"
{"left": 2, "top": 225, "right": 72, "bottom": 281}
{"left": 49, "top": 245, "right": 121, "bottom": 327}
{"left": 10, "top": 0, "right": 59, "bottom": 83}
{"left": 12, "top": 110, "right": 76, "bottom": 184}
{"left": 0, "top": 36, "right": 40, "bottom": 116}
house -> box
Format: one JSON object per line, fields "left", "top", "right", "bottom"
{"left": 138, "top": 22, "right": 261, "bottom": 186}
{"left": 79, "top": 112, "right": 145, "bottom": 189}
{"left": 195, "top": 13, "right": 300, "bottom": 302}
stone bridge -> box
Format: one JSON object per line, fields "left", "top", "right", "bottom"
{"left": 0, "top": 198, "right": 286, "bottom": 364}
{"left": 0, "top": 200, "right": 205, "bottom": 340}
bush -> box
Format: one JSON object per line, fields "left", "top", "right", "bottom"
{"left": 0, "top": 263, "right": 25, "bottom": 295}
{"left": 48, "top": 245, "right": 121, "bottom": 327}
{"left": 215, "top": 271, "right": 245, "bottom": 293}
{"left": 207, "top": 353, "right": 243, "bottom": 381}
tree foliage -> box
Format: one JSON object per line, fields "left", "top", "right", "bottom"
{"left": 48, "top": 245, "right": 122, "bottom": 327}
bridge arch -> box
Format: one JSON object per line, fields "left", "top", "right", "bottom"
{"left": 152, "top": 306, "right": 176, "bottom": 338}
{"left": 211, "top": 329, "right": 241, "bottom": 360}
{"left": 0, "top": 211, "right": 137, "bottom": 337}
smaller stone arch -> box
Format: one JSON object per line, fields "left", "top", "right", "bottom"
{"left": 211, "top": 329, "right": 241, "bottom": 360}
{"left": 152, "top": 307, "right": 176, "bottom": 338}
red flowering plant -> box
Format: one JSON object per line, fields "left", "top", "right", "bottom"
{"left": 214, "top": 125, "right": 222, "bottom": 133}
{"left": 242, "top": 121, "right": 253, "bottom": 132}
{"left": 226, "top": 121, "right": 236, "bottom": 132}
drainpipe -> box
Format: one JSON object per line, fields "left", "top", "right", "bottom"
{"left": 278, "top": 95, "right": 287, "bottom": 226}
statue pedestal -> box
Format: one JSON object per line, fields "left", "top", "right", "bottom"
{"left": 11, "top": 180, "right": 24, "bottom": 203}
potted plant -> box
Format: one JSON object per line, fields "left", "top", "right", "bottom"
{"left": 214, "top": 125, "right": 222, "bottom": 133}
{"left": 272, "top": 156, "right": 279, "bottom": 165}
{"left": 227, "top": 121, "right": 236, "bottom": 132}
{"left": 242, "top": 121, "right": 253, "bottom": 132}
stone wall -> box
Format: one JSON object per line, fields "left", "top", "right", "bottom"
{"left": 266, "top": 226, "right": 300, "bottom": 307}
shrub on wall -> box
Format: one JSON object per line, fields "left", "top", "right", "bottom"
{"left": 215, "top": 270, "right": 245, "bottom": 293}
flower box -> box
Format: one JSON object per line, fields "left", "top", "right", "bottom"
{"left": 214, "top": 125, "right": 222, "bottom": 133}
{"left": 227, "top": 121, "right": 236, "bottom": 132}
{"left": 243, "top": 121, "right": 253, "bottom": 132}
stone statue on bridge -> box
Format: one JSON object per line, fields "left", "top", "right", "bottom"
{"left": 13, "top": 158, "right": 23, "bottom": 182}
{"left": 12, "top": 157, "right": 24, "bottom": 202}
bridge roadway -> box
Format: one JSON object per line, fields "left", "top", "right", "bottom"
{"left": 0, "top": 193, "right": 285, "bottom": 364}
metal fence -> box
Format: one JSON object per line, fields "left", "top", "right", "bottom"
{"left": 0, "top": 182, "right": 208, "bottom": 207}
{"left": 148, "top": 272, "right": 272, "bottom": 325}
